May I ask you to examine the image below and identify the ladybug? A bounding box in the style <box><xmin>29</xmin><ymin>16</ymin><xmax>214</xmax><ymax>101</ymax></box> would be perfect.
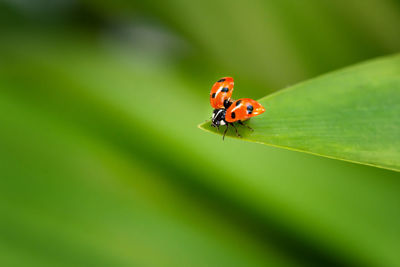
<box><xmin>210</xmin><ymin>77</ymin><xmax>265</xmax><ymax>139</ymax></box>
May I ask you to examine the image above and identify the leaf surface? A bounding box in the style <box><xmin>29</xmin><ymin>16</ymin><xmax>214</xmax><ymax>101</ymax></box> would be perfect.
<box><xmin>200</xmin><ymin>55</ymin><xmax>400</xmax><ymax>171</ymax></box>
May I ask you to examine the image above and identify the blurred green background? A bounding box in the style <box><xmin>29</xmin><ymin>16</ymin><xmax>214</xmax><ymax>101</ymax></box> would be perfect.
<box><xmin>1</xmin><ymin>1</ymin><xmax>400</xmax><ymax>266</ymax></box>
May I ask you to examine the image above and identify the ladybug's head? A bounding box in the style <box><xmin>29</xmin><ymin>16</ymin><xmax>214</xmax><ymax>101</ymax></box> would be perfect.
<box><xmin>211</xmin><ymin>109</ymin><xmax>227</xmax><ymax>128</ymax></box>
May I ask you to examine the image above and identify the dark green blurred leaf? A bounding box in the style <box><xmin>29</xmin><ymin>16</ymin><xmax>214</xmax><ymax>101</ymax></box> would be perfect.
<box><xmin>83</xmin><ymin>0</ymin><xmax>400</xmax><ymax>93</ymax></box>
<box><xmin>200</xmin><ymin>55</ymin><xmax>400</xmax><ymax>171</ymax></box>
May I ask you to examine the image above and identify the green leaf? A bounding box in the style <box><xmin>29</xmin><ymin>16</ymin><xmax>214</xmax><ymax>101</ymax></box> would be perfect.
<box><xmin>200</xmin><ymin>54</ymin><xmax>400</xmax><ymax>172</ymax></box>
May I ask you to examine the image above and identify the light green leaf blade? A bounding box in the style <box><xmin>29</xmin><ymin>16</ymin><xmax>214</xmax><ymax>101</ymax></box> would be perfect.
<box><xmin>200</xmin><ymin>55</ymin><xmax>400</xmax><ymax>171</ymax></box>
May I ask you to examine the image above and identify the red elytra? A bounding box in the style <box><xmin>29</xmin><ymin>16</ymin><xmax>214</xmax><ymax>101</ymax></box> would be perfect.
<box><xmin>209</xmin><ymin>77</ymin><xmax>234</xmax><ymax>109</ymax></box>
<box><xmin>225</xmin><ymin>98</ymin><xmax>265</xmax><ymax>123</ymax></box>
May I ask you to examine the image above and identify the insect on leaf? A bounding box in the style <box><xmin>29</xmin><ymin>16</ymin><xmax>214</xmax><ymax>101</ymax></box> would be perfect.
<box><xmin>199</xmin><ymin>54</ymin><xmax>400</xmax><ymax>172</ymax></box>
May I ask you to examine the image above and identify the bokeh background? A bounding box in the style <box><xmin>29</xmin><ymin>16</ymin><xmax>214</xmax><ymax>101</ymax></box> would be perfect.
<box><xmin>1</xmin><ymin>1</ymin><xmax>400</xmax><ymax>266</ymax></box>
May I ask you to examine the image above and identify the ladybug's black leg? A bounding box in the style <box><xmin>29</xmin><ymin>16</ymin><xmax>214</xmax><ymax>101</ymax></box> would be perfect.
<box><xmin>231</xmin><ymin>123</ymin><xmax>241</xmax><ymax>138</ymax></box>
<box><xmin>238</xmin><ymin>120</ymin><xmax>254</xmax><ymax>131</ymax></box>
<box><xmin>222</xmin><ymin>124</ymin><xmax>229</xmax><ymax>140</ymax></box>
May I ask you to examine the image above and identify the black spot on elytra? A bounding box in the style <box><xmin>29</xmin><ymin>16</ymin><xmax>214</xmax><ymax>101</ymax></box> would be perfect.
<box><xmin>221</xmin><ymin>87</ymin><xmax>229</xmax><ymax>92</ymax></box>
<box><xmin>236</xmin><ymin>100</ymin><xmax>242</xmax><ymax>106</ymax></box>
<box><xmin>247</xmin><ymin>105</ymin><xmax>253</xmax><ymax>114</ymax></box>
<box><xmin>231</xmin><ymin>112</ymin><xmax>236</xmax><ymax>119</ymax></box>
<box><xmin>212</xmin><ymin>93</ymin><xmax>216</xmax><ymax>98</ymax></box>
<box><xmin>218</xmin><ymin>78</ymin><xmax>226</xmax><ymax>82</ymax></box>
